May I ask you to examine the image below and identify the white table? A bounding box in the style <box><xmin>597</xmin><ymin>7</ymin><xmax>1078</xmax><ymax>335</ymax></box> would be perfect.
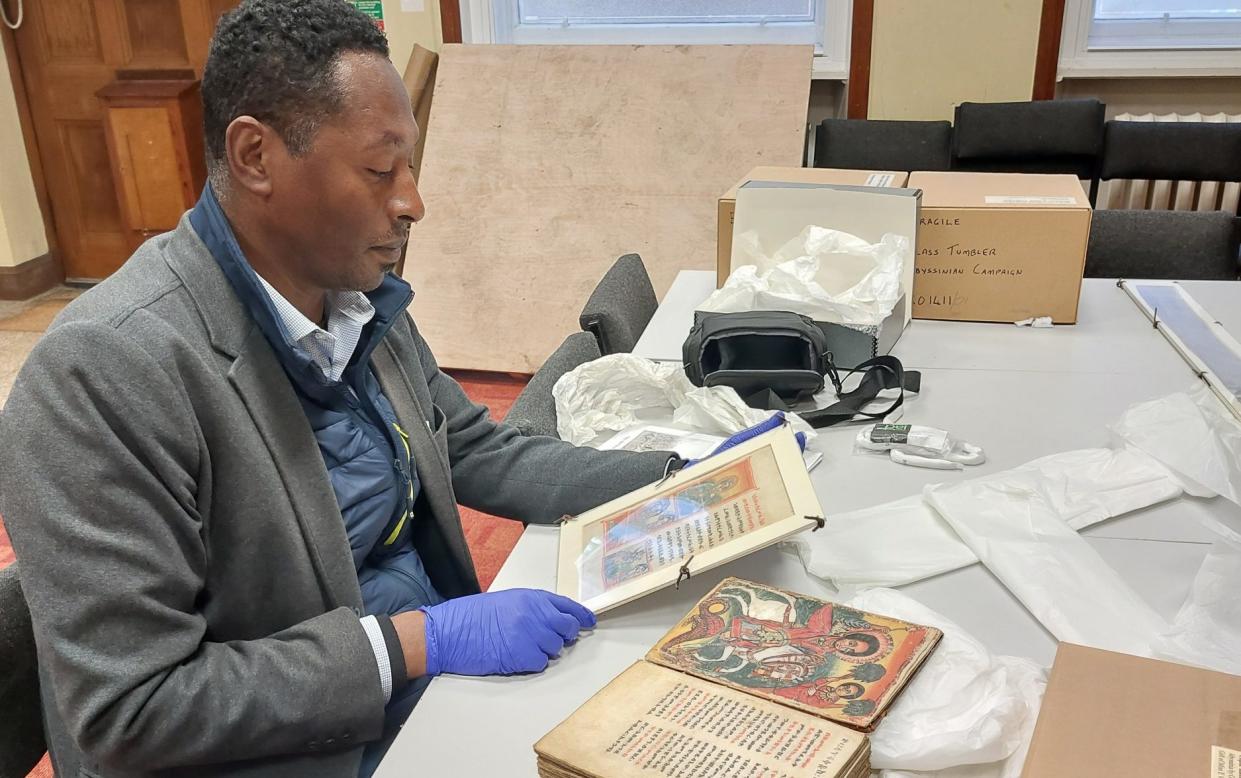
<box><xmin>377</xmin><ymin>275</ymin><xmax>1241</xmax><ymax>778</ymax></box>
<box><xmin>633</xmin><ymin>272</ymin><xmax>1241</xmax><ymax>375</ymax></box>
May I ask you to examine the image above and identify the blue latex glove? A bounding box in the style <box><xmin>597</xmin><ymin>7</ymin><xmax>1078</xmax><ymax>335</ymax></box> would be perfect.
<box><xmin>684</xmin><ymin>412</ymin><xmax>806</xmax><ymax>467</ymax></box>
<box><xmin>420</xmin><ymin>588</ymin><xmax>596</xmax><ymax>676</ymax></box>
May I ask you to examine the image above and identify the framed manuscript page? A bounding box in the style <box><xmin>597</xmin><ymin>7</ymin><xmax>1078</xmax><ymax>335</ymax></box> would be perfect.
<box><xmin>556</xmin><ymin>427</ymin><xmax>822</xmax><ymax>614</ymax></box>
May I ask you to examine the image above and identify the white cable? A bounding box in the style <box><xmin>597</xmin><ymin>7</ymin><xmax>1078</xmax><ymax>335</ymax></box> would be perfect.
<box><xmin>855</xmin><ymin>423</ymin><xmax>987</xmax><ymax>470</ymax></box>
<box><xmin>1</xmin><ymin>0</ymin><xmax>23</xmax><ymax>30</ymax></box>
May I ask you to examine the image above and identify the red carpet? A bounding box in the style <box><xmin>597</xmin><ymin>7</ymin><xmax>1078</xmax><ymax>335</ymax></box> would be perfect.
<box><xmin>443</xmin><ymin>368</ymin><xmax>530</xmax><ymax>590</ymax></box>
<box><xmin>0</xmin><ymin>514</ymin><xmax>13</xmax><ymax>569</ymax></box>
<box><xmin>0</xmin><ymin>370</ymin><xmax>527</xmax><ymax>777</ymax></box>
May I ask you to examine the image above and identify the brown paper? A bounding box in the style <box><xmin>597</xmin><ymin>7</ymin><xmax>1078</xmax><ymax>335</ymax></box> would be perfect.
<box><xmin>1022</xmin><ymin>644</ymin><xmax>1241</xmax><ymax>778</ymax></box>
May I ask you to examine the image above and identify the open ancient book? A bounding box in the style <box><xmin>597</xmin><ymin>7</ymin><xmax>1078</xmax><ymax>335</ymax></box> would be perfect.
<box><xmin>557</xmin><ymin>427</ymin><xmax>822</xmax><ymax>614</ymax></box>
<box><xmin>535</xmin><ymin>578</ymin><xmax>942</xmax><ymax>778</ymax></box>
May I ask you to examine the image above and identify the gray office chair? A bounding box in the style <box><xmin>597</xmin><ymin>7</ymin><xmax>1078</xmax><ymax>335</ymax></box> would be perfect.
<box><xmin>1085</xmin><ymin>210</ymin><xmax>1240</xmax><ymax>280</ymax></box>
<box><xmin>578</xmin><ymin>254</ymin><xmax>658</xmax><ymax>355</ymax></box>
<box><xmin>505</xmin><ymin>332</ymin><xmax>602</xmax><ymax>438</ymax></box>
<box><xmin>1</xmin><ymin>563</ymin><xmax>46</xmax><ymax>778</ymax></box>
<box><xmin>1100</xmin><ymin>119</ymin><xmax>1241</xmax><ymax>189</ymax></box>
<box><xmin>952</xmin><ymin>98</ymin><xmax>1106</xmax><ymax>203</ymax></box>
<box><xmin>814</xmin><ymin>118</ymin><xmax>953</xmax><ymax>172</ymax></box>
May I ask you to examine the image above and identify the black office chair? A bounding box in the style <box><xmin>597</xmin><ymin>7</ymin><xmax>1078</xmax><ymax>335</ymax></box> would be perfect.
<box><xmin>578</xmin><ymin>254</ymin><xmax>658</xmax><ymax>356</ymax></box>
<box><xmin>505</xmin><ymin>332</ymin><xmax>602</xmax><ymax>438</ymax></box>
<box><xmin>951</xmin><ymin>98</ymin><xmax>1106</xmax><ymax>203</ymax></box>
<box><xmin>1100</xmin><ymin>120</ymin><xmax>1241</xmax><ymax>197</ymax></box>
<box><xmin>1</xmin><ymin>563</ymin><xmax>46</xmax><ymax>778</ymax></box>
<box><xmin>1085</xmin><ymin>210</ymin><xmax>1240</xmax><ymax>280</ymax></box>
<box><xmin>813</xmin><ymin>118</ymin><xmax>953</xmax><ymax>172</ymax></box>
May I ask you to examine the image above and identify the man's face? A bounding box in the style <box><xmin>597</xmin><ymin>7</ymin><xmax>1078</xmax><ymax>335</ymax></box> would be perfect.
<box><xmin>836</xmin><ymin>682</ymin><xmax>865</xmax><ymax>699</ymax></box>
<box><xmin>265</xmin><ymin>51</ymin><xmax>424</xmax><ymax>293</ymax></box>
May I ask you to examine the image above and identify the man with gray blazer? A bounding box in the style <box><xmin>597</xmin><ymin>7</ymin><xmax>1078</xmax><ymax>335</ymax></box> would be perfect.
<box><xmin>0</xmin><ymin>1</ymin><xmax>789</xmax><ymax>775</ymax></box>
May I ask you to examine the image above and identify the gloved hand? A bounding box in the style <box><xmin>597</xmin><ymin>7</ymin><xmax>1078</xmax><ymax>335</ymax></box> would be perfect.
<box><xmin>420</xmin><ymin>588</ymin><xmax>596</xmax><ymax>676</ymax></box>
<box><xmin>684</xmin><ymin>412</ymin><xmax>806</xmax><ymax>467</ymax></box>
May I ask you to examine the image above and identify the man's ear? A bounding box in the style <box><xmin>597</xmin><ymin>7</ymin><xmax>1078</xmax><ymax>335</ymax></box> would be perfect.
<box><xmin>224</xmin><ymin>116</ymin><xmax>281</xmax><ymax>197</ymax></box>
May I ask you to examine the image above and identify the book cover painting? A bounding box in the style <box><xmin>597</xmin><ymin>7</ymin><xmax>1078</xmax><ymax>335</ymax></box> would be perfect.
<box><xmin>589</xmin><ymin>448</ymin><xmax>790</xmax><ymax>593</ymax></box>
<box><xmin>647</xmin><ymin>578</ymin><xmax>942</xmax><ymax>731</ymax></box>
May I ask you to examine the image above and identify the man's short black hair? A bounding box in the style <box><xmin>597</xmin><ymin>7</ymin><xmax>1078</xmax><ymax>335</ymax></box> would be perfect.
<box><xmin>202</xmin><ymin>0</ymin><xmax>389</xmax><ymax>186</ymax></box>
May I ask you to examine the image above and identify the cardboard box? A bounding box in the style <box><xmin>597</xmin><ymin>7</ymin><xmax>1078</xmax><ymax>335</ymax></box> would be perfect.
<box><xmin>908</xmin><ymin>172</ymin><xmax>1092</xmax><ymax>324</ymax></box>
<box><xmin>718</xmin><ymin>166</ymin><xmax>908</xmax><ymax>287</ymax></box>
<box><xmin>1022</xmin><ymin>643</ymin><xmax>1241</xmax><ymax>778</ymax></box>
<box><xmin>710</xmin><ymin>180</ymin><xmax>920</xmax><ymax>367</ymax></box>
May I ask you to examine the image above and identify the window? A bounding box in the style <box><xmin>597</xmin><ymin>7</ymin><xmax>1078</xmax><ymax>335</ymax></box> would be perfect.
<box><xmin>1090</xmin><ymin>0</ymin><xmax>1241</xmax><ymax>48</ymax></box>
<box><xmin>461</xmin><ymin>0</ymin><xmax>851</xmax><ymax>77</ymax></box>
<box><xmin>1060</xmin><ymin>0</ymin><xmax>1241</xmax><ymax>76</ymax></box>
<box><xmin>514</xmin><ymin>1</ymin><xmax>817</xmax><ymax>27</ymax></box>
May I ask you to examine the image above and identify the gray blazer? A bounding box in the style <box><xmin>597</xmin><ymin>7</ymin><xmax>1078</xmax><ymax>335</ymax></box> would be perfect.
<box><xmin>0</xmin><ymin>216</ymin><xmax>670</xmax><ymax>778</ymax></box>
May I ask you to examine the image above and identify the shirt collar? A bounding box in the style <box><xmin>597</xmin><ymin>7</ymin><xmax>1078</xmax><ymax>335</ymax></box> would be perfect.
<box><xmin>254</xmin><ymin>275</ymin><xmax>376</xmax><ymax>344</ymax></box>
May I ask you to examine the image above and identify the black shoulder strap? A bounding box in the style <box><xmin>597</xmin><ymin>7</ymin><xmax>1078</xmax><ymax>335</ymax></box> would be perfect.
<box><xmin>743</xmin><ymin>355</ymin><xmax>921</xmax><ymax>429</ymax></box>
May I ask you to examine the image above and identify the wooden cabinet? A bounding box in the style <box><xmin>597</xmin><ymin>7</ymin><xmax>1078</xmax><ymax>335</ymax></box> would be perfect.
<box><xmin>97</xmin><ymin>74</ymin><xmax>207</xmax><ymax>252</ymax></box>
<box><xmin>6</xmin><ymin>0</ymin><xmax>238</xmax><ymax>281</ymax></box>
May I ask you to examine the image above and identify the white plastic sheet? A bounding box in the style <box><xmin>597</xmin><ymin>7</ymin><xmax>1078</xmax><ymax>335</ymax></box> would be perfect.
<box><xmin>848</xmin><ymin>589</ymin><xmax>1046</xmax><ymax>777</ymax></box>
<box><xmin>1111</xmin><ymin>383</ymin><xmax>1241</xmax><ymax>504</ymax></box>
<box><xmin>790</xmin><ymin>448</ymin><xmax>1183</xmax><ymax>590</ymax></box>
<box><xmin>552</xmin><ymin>354</ymin><xmax>817</xmax><ymax>446</ymax></box>
<box><xmin>700</xmin><ymin>226</ymin><xmax>907</xmax><ymax>326</ymax></box>
<box><xmin>1151</xmin><ymin>517</ymin><xmax>1241</xmax><ymax>676</ymax></box>
<box><xmin>789</xmin><ymin>495</ymin><xmax>975</xmax><ymax>590</ymax></box>
<box><xmin>925</xmin><ymin>474</ymin><xmax>1170</xmax><ymax>657</ymax></box>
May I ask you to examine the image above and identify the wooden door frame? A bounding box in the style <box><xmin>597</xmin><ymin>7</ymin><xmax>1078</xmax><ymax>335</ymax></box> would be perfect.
<box><xmin>0</xmin><ymin>22</ymin><xmax>65</xmax><ymax>296</ymax></box>
<box><xmin>1033</xmin><ymin>0</ymin><xmax>1067</xmax><ymax>99</ymax></box>
<box><xmin>440</xmin><ymin>0</ymin><xmax>462</xmax><ymax>43</ymax></box>
<box><xmin>846</xmin><ymin>0</ymin><xmax>874</xmax><ymax>119</ymax></box>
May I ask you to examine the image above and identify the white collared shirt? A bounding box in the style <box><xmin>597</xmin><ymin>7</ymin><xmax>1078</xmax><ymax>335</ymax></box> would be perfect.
<box><xmin>256</xmin><ymin>276</ymin><xmax>376</xmax><ymax>383</ymax></box>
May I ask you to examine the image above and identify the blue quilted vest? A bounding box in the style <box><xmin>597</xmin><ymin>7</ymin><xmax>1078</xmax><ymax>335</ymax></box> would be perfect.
<box><xmin>189</xmin><ymin>189</ymin><xmax>445</xmax><ymax>623</ymax></box>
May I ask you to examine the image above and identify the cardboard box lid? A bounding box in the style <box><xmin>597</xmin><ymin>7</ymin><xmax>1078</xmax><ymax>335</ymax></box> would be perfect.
<box><xmin>1021</xmin><ymin>643</ymin><xmax>1241</xmax><ymax>778</ymax></box>
<box><xmin>722</xmin><ymin>166</ymin><xmax>908</xmax><ymax>202</ymax></box>
<box><xmin>909</xmin><ymin>171</ymin><xmax>1089</xmax><ymax>210</ymax></box>
<box><xmin>732</xmin><ymin>181</ymin><xmax>920</xmax><ymax>327</ymax></box>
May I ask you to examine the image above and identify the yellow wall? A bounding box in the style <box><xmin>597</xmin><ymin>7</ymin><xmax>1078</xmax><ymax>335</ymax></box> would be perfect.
<box><xmin>0</xmin><ymin>37</ymin><xmax>48</xmax><ymax>268</ymax></box>
<box><xmin>382</xmin><ymin>0</ymin><xmax>443</xmax><ymax>70</ymax></box>
<box><xmin>867</xmin><ymin>0</ymin><xmax>1044</xmax><ymax>121</ymax></box>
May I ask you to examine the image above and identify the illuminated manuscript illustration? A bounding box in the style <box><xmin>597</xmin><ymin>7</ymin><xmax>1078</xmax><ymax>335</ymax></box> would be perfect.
<box><xmin>588</xmin><ymin>449</ymin><xmax>790</xmax><ymax>592</ymax></box>
<box><xmin>590</xmin><ymin>454</ymin><xmax>774</xmax><ymax>588</ymax></box>
<box><xmin>647</xmin><ymin>578</ymin><xmax>942</xmax><ymax>731</ymax></box>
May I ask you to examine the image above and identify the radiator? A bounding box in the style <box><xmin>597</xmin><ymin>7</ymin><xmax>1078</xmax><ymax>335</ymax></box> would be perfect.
<box><xmin>1099</xmin><ymin>112</ymin><xmax>1241</xmax><ymax>213</ymax></box>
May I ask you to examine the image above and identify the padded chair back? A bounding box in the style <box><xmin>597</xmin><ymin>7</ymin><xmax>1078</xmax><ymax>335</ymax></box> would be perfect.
<box><xmin>1100</xmin><ymin>120</ymin><xmax>1241</xmax><ymax>183</ymax></box>
<box><xmin>505</xmin><ymin>332</ymin><xmax>602</xmax><ymax>438</ymax></box>
<box><xmin>578</xmin><ymin>254</ymin><xmax>658</xmax><ymax>355</ymax></box>
<box><xmin>1085</xmin><ymin>210</ymin><xmax>1241</xmax><ymax>280</ymax></box>
<box><xmin>814</xmin><ymin>118</ymin><xmax>953</xmax><ymax>172</ymax></box>
<box><xmin>0</xmin><ymin>563</ymin><xmax>46</xmax><ymax>778</ymax></box>
<box><xmin>952</xmin><ymin>99</ymin><xmax>1105</xmax><ymax>199</ymax></box>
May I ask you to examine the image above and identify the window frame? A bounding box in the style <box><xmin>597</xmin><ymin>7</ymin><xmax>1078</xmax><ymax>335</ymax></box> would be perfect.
<box><xmin>1060</xmin><ymin>0</ymin><xmax>1241</xmax><ymax>77</ymax></box>
<box><xmin>460</xmin><ymin>0</ymin><xmax>852</xmax><ymax>79</ymax></box>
